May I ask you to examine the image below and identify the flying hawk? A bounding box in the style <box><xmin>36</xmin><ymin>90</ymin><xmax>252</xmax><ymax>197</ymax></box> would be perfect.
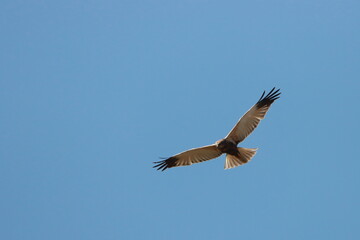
<box><xmin>153</xmin><ymin>87</ymin><xmax>281</xmax><ymax>171</ymax></box>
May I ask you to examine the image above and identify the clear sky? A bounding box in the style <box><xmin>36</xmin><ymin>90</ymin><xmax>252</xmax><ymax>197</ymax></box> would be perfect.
<box><xmin>1</xmin><ymin>0</ymin><xmax>360</xmax><ymax>239</ymax></box>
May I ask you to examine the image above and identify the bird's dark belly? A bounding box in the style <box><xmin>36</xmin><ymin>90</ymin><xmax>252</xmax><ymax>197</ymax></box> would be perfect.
<box><xmin>217</xmin><ymin>140</ymin><xmax>239</xmax><ymax>155</ymax></box>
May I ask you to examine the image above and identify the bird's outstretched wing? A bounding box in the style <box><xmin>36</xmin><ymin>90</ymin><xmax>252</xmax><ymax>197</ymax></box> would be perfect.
<box><xmin>153</xmin><ymin>145</ymin><xmax>222</xmax><ymax>171</ymax></box>
<box><xmin>225</xmin><ymin>87</ymin><xmax>281</xmax><ymax>144</ymax></box>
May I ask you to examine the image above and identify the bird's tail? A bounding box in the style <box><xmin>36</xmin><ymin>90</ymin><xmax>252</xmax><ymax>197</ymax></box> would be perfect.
<box><xmin>224</xmin><ymin>147</ymin><xmax>258</xmax><ymax>169</ymax></box>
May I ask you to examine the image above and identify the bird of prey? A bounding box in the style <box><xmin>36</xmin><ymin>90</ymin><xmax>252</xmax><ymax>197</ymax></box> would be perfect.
<box><xmin>153</xmin><ymin>87</ymin><xmax>281</xmax><ymax>171</ymax></box>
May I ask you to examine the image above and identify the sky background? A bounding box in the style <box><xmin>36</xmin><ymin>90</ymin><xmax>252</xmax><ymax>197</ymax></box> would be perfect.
<box><xmin>1</xmin><ymin>0</ymin><xmax>360</xmax><ymax>239</ymax></box>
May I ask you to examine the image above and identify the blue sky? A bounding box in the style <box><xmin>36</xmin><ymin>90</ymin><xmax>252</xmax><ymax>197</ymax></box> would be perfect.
<box><xmin>1</xmin><ymin>0</ymin><xmax>360</xmax><ymax>239</ymax></box>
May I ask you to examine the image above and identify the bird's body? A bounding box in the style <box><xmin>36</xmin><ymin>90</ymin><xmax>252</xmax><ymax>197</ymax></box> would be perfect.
<box><xmin>215</xmin><ymin>139</ymin><xmax>238</xmax><ymax>155</ymax></box>
<box><xmin>153</xmin><ymin>87</ymin><xmax>281</xmax><ymax>171</ymax></box>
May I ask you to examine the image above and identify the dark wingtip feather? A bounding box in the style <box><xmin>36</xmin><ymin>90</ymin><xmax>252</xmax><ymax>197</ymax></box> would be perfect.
<box><xmin>153</xmin><ymin>157</ymin><xmax>178</xmax><ymax>171</ymax></box>
<box><xmin>257</xmin><ymin>90</ymin><xmax>266</xmax><ymax>102</ymax></box>
<box><xmin>257</xmin><ymin>87</ymin><xmax>281</xmax><ymax>108</ymax></box>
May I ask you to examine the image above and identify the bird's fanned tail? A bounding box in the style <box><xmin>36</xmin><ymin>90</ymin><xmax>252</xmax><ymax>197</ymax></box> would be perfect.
<box><xmin>224</xmin><ymin>147</ymin><xmax>258</xmax><ymax>169</ymax></box>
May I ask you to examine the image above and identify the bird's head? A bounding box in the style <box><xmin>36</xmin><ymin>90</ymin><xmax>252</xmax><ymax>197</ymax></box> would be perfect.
<box><xmin>215</xmin><ymin>139</ymin><xmax>226</xmax><ymax>148</ymax></box>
